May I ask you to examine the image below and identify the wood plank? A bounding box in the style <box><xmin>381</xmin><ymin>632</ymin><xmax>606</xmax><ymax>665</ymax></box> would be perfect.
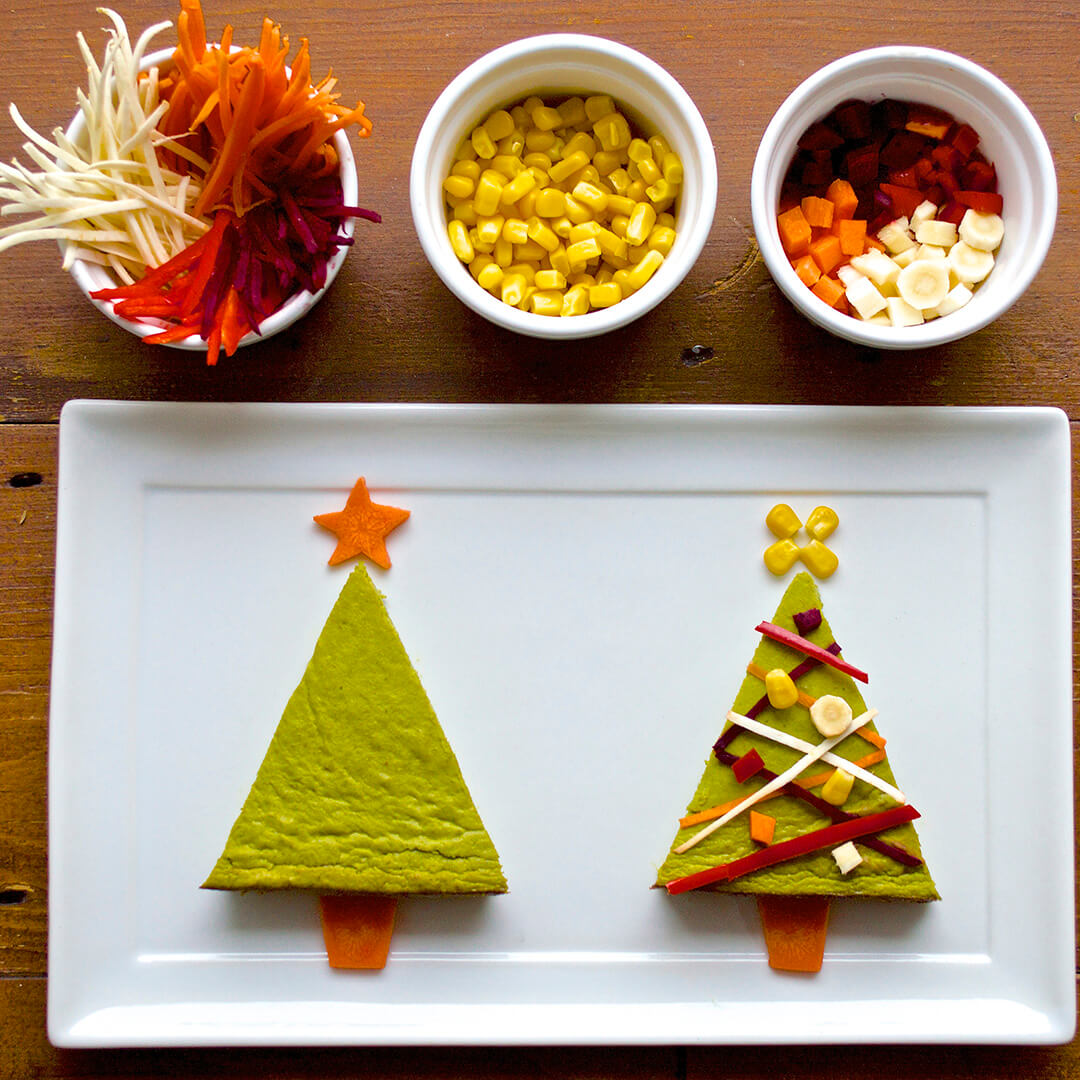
<box><xmin>0</xmin><ymin>0</ymin><xmax>1076</xmax><ymax>419</ymax></box>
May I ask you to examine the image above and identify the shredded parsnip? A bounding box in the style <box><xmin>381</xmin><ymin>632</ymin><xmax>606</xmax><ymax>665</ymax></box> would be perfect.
<box><xmin>0</xmin><ymin>8</ymin><xmax>208</xmax><ymax>279</ymax></box>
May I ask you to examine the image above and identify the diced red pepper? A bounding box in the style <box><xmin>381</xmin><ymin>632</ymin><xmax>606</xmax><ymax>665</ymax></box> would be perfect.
<box><xmin>732</xmin><ymin>748</ymin><xmax>765</xmax><ymax>784</ymax></box>
<box><xmin>927</xmin><ymin>169</ymin><xmax>959</xmax><ymax>197</ymax></box>
<box><xmin>936</xmin><ymin>200</ymin><xmax>968</xmax><ymax>226</ymax></box>
<box><xmin>913</xmin><ymin>156</ymin><xmax>935</xmax><ymax>181</ymax></box>
<box><xmin>949</xmin><ymin>123</ymin><xmax>980</xmax><ymax>159</ymax></box>
<box><xmin>887</xmin><ymin>166</ymin><xmax>919</xmax><ymax>189</ymax></box>
<box><xmin>931</xmin><ymin>143</ymin><xmax>964</xmax><ymax>174</ymax></box>
<box><xmin>878</xmin><ymin>182</ymin><xmax>925</xmax><ymax>220</ymax></box>
<box><xmin>955</xmin><ymin>189</ymin><xmax>1004</xmax><ymax>214</ymax></box>
<box><xmin>961</xmin><ymin>160</ymin><xmax>997</xmax><ymax>192</ymax></box>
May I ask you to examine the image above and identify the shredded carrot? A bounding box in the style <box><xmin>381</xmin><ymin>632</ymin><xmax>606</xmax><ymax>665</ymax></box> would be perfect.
<box><xmin>756</xmin><ymin>896</ymin><xmax>831</xmax><ymax>972</ymax></box>
<box><xmin>319</xmin><ymin>895</ymin><xmax>398</xmax><ymax>969</ymax></box>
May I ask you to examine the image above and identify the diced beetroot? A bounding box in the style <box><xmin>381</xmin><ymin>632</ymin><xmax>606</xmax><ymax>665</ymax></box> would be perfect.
<box><xmin>874</xmin><ymin>98</ymin><xmax>909</xmax><ymax>130</ymax></box>
<box><xmin>844</xmin><ymin>144</ymin><xmax>879</xmax><ymax>188</ymax></box>
<box><xmin>936</xmin><ymin>201</ymin><xmax>968</xmax><ymax>226</ymax></box>
<box><xmin>949</xmin><ymin>123</ymin><xmax>980</xmax><ymax>159</ymax></box>
<box><xmin>905</xmin><ymin>105</ymin><xmax>954</xmax><ymax>140</ymax></box>
<box><xmin>879</xmin><ymin>131</ymin><xmax>927</xmax><ymax>170</ymax></box>
<box><xmin>869</xmin><ymin>209</ymin><xmax>895</xmax><ymax>233</ymax></box>
<box><xmin>879</xmin><ymin>182</ymin><xmax>925</xmax><ymax>219</ymax></box>
<box><xmin>888</xmin><ymin>166</ymin><xmax>919</xmax><ymax>189</ymax></box>
<box><xmin>931</xmin><ymin>144</ymin><xmax>964</xmax><ymax>174</ymax></box>
<box><xmin>833</xmin><ymin>99</ymin><xmax>872</xmax><ymax>139</ymax></box>
<box><xmin>801</xmin><ymin>158</ymin><xmax>834</xmax><ymax>187</ymax></box>
<box><xmin>797</xmin><ymin>121</ymin><xmax>844</xmax><ymax>151</ymax></box>
<box><xmin>778</xmin><ymin>184</ymin><xmax>803</xmax><ymax>213</ymax></box>
<box><xmin>956</xmin><ymin>189</ymin><xmax>1004</xmax><ymax>214</ymax></box>
<box><xmin>961</xmin><ymin>160</ymin><xmax>997</xmax><ymax>192</ymax></box>
<box><xmin>792</xmin><ymin>607</ymin><xmax>823</xmax><ymax>635</ymax></box>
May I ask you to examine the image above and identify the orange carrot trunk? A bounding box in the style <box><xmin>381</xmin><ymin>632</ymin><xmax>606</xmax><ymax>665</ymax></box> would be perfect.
<box><xmin>756</xmin><ymin>895</ymin><xmax>831</xmax><ymax>972</ymax></box>
<box><xmin>319</xmin><ymin>894</ymin><xmax>398</xmax><ymax>970</ymax></box>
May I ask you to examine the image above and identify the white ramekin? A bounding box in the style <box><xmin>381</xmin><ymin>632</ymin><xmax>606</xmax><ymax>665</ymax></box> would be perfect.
<box><xmin>751</xmin><ymin>47</ymin><xmax>1057</xmax><ymax>350</ymax></box>
<box><xmin>410</xmin><ymin>34</ymin><xmax>717</xmax><ymax>340</ymax></box>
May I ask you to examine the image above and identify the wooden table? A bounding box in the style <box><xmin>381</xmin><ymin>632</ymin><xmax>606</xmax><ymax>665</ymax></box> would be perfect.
<box><xmin>1</xmin><ymin>0</ymin><xmax>1076</xmax><ymax>1075</ymax></box>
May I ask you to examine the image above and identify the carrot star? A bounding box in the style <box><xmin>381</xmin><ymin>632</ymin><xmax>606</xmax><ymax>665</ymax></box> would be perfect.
<box><xmin>313</xmin><ymin>478</ymin><xmax>410</xmax><ymax>569</ymax></box>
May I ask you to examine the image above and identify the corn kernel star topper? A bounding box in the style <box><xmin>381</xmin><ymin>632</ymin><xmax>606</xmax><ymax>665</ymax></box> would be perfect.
<box><xmin>314</xmin><ymin>477</ymin><xmax>410</xmax><ymax>569</ymax></box>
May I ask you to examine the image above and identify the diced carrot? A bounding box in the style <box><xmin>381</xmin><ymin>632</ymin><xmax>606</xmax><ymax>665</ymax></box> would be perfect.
<box><xmin>319</xmin><ymin>895</ymin><xmax>398</xmax><ymax>969</ymax></box>
<box><xmin>756</xmin><ymin>896</ymin><xmax>831</xmax><ymax>973</ymax></box>
<box><xmin>835</xmin><ymin>218</ymin><xmax>866</xmax><ymax>256</ymax></box>
<box><xmin>863</xmin><ymin>235</ymin><xmax>886</xmax><ymax>253</ymax></box>
<box><xmin>824</xmin><ymin>178</ymin><xmax>858</xmax><ymax>220</ymax></box>
<box><xmin>749</xmin><ymin>811</ymin><xmax>776</xmax><ymax>845</ymax></box>
<box><xmin>808</xmin><ymin>233</ymin><xmax>842</xmax><ymax>275</ymax></box>
<box><xmin>777</xmin><ymin>206</ymin><xmax>812</xmax><ymax>256</ymax></box>
<box><xmin>790</xmin><ymin>254</ymin><xmax>821</xmax><ymax>287</ymax></box>
<box><xmin>811</xmin><ymin>274</ymin><xmax>845</xmax><ymax>309</ymax></box>
<box><xmin>800</xmin><ymin>195</ymin><xmax>834</xmax><ymax>229</ymax></box>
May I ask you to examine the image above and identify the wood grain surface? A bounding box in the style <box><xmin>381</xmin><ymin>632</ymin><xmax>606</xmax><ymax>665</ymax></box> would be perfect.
<box><xmin>0</xmin><ymin>0</ymin><xmax>1076</xmax><ymax>1074</ymax></box>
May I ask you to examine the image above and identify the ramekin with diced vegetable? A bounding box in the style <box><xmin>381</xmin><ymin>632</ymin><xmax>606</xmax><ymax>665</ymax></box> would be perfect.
<box><xmin>751</xmin><ymin>46</ymin><xmax>1056</xmax><ymax>350</ymax></box>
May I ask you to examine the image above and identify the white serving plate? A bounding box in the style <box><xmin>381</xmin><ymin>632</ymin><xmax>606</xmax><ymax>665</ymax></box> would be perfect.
<box><xmin>47</xmin><ymin>402</ymin><xmax>1074</xmax><ymax>1047</ymax></box>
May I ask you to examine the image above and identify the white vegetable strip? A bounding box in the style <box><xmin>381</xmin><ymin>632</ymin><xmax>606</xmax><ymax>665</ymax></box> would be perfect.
<box><xmin>673</xmin><ymin>709</ymin><xmax>879</xmax><ymax>854</ymax></box>
<box><xmin>723</xmin><ymin>710</ymin><xmax>905</xmax><ymax>804</ymax></box>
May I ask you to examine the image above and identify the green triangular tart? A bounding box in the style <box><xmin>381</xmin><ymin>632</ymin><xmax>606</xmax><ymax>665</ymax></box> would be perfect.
<box><xmin>203</xmin><ymin>564</ymin><xmax>507</xmax><ymax>895</ymax></box>
<box><xmin>655</xmin><ymin>572</ymin><xmax>938</xmax><ymax>901</ymax></box>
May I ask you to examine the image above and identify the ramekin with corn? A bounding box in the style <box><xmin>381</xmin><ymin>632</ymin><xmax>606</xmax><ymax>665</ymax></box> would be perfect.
<box><xmin>411</xmin><ymin>34</ymin><xmax>716</xmax><ymax>339</ymax></box>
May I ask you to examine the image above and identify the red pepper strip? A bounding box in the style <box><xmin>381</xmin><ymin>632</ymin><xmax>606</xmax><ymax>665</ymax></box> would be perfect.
<box><xmin>665</xmin><ymin>805</ymin><xmax>920</xmax><ymax>894</ymax></box>
<box><xmin>142</xmin><ymin>318</ymin><xmax>202</xmax><ymax>345</ymax></box>
<box><xmin>219</xmin><ymin>287</ymin><xmax>246</xmax><ymax>356</ymax></box>
<box><xmin>89</xmin><ymin>232</ymin><xmax>212</xmax><ymax>300</ymax></box>
<box><xmin>114</xmin><ymin>299</ymin><xmax>183</xmax><ymax>318</ymax></box>
<box><xmin>754</xmin><ymin>622</ymin><xmax>868</xmax><ymax>683</ymax></box>
<box><xmin>179</xmin><ymin>211</ymin><xmax>231</xmax><ymax>317</ymax></box>
<box><xmin>205</xmin><ymin>322</ymin><xmax>222</xmax><ymax>367</ymax></box>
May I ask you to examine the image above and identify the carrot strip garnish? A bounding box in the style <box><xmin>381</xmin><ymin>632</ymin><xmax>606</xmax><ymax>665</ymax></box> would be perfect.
<box><xmin>665</xmin><ymin>805</ymin><xmax>920</xmax><ymax>894</ymax></box>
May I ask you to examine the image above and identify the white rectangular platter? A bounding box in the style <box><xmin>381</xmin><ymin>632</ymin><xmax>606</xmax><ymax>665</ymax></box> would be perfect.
<box><xmin>48</xmin><ymin>401</ymin><xmax>1074</xmax><ymax>1047</ymax></box>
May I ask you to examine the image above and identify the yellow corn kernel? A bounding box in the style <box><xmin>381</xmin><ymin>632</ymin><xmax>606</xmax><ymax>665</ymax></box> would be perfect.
<box><xmin>510</xmin><ymin>105</ymin><xmax>530</xmax><ymax>128</ymax></box>
<box><xmin>799</xmin><ymin>539</ymin><xmax>839</xmax><ymax>579</ymax></box>
<box><xmin>500</xmin><ymin>170</ymin><xmax>537</xmax><ymax>206</ymax></box>
<box><xmin>575</xmin><ymin>164</ymin><xmax>601</xmax><ymax>188</ymax></box>
<box><xmin>468</xmin><ymin>227</ymin><xmax>492</xmax><ymax>254</ymax></box>
<box><xmin>588</xmin><ymin>281</ymin><xmax>622</xmax><ymax>308</ymax></box>
<box><xmin>628</xmin><ymin>138</ymin><xmax>651</xmax><ymax>163</ymax></box>
<box><xmin>765</xmin><ymin>668</ymin><xmax>799</xmax><ymax>709</ymax></box>
<box><xmin>523</xmin><ymin>152</ymin><xmax>554</xmax><ymax>173</ymax></box>
<box><xmin>625</xmin><ymin>202</ymin><xmax>657</xmax><ymax>246</ymax></box>
<box><xmin>621</xmin><ymin>248</ymin><xmax>663</xmax><ymax>290</ymax></box>
<box><xmin>585</xmin><ymin>94</ymin><xmax>616</xmax><ymax>122</ymax></box>
<box><xmin>568</xmin><ymin>221</ymin><xmax>603</xmax><ymax>244</ymax></box>
<box><xmin>563</xmin><ymin>131</ymin><xmax>598</xmax><ymax>159</ymax></box>
<box><xmin>765</xmin><ymin>504</ymin><xmax>801</xmax><ymax>540</ymax></box>
<box><xmin>548</xmin><ymin>149</ymin><xmax>591</xmax><ymax>184</ymax></box>
<box><xmin>593</xmin><ymin>149</ymin><xmax>623</xmax><ymax>176</ymax></box>
<box><xmin>454</xmin><ymin>138</ymin><xmax>477</xmax><ymax>162</ymax></box>
<box><xmin>468</xmin><ymin>253</ymin><xmax>494</xmax><ymax>280</ymax></box>
<box><xmin>626</xmin><ymin>179</ymin><xmax>648</xmax><ymax>202</ymax></box>
<box><xmin>608</xmin><ymin>168</ymin><xmax>632</xmax><ymax>196</ymax></box>
<box><xmin>502</xmin><ymin>217</ymin><xmax>529</xmax><ymax>245</ymax></box>
<box><xmin>525</xmin><ymin>127</ymin><xmax>557</xmax><ymax>153</ymax></box>
<box><xmin>595</xmin><ymin>266</ymin><xmax>614</xmax><ymax>285</ymax></box>
<box><xmin>557</xmin><ymin>96</ymin><xmax>588</xmax><ymax>127</ymax></box>
<box><xmin>488</xmin><ymin>154</ymin><xmax>523</xmax><ymax>180</ymax></box>
<box><xmin>517</xmin><ymin>285</ymin><xmax>535</xmax><ymax>310</ymax></box>
<box><xmin>470</xmin><ymin>126</ymin><xmax>497</xmax><ymax>159</ymax></box>
<box><xmin>657</xmin><ymin>211</ymin><xmax>676</xmax><ymax>229</ymax></box>
<box><xmin>527</xmin><ymin>166</ymin><xmax>550</xmax><ymax>190</ymax></box>
<box><xmin>596</xmin><ymin>227</ymin><xmax>628</xmax><ymax>261</ymax></box>
<box><xmin>593</xmin><ymin>112</ymin><xmax>632</xmax><ymax>151</ymax></box>
<box><xmin>526</xmin><ymin>217</ymin><xmax>560</xmax><ymax>252</ymax></box>
<box><xmin>636</xmin><ymin>155</ymin><xmax>662</xmax><ymax>186</ymax></box>
<box><xmin>626</xmin><ymin>243</ymin><xmax>647</xmax><ymax>265</ymax></box>
<box><xmin>451</xmin><ymin>159</ymin><xmax>481</xmax><ymax>181</ymax></box>
<box><xmin>662</xmin><ymin>152</ymin><xmax>684</xmax><ymax>185</ymax></box>
<box><xmin>647</xmin><ymin>225</ymin><xmax>676</xmax><ymax>255</ymax></box>
<box><xmin>513</xmin><ymin>239</ymin><xmax>548</xmax><ymax>262</ymax></box>
<box><xmin>534</xmin><ymin>187</ymin><xmax>566</xmax><ymax>218</ymax></box>
<box><xmin>506</xmin><ymin>262</ymin><xmax>536</xmax><ymax>286</ymax></box>
<box><xmin>567</xmin><ymin>271</ymin><xmax>596</xmax><ymax>287</ymax></box>
<box><xmin>763</xmin><ymin>537</ymin><xmax>800</xmax><ymax>575</ymax></box>
<box><xmin>515</xmin><ymin>188</ymin><xmax>539</xmax><ymax>219</ymax></box>
<box><xmin>497</xmin><ymin>131</ymin><xmax>526</xmax><ymax>157</ymax></box>
<box><xmin>566</xmin><ymin>237</ymin><xmax>602</xmax><ymax>272</ymax></box>
<box><xmin>447</xmin><ymin>219</ymin><xmax>474</xmax><ymax>263</ymax></box>
<box><xmin>572</xmin><ymin>181</ymin><xmax>609</xmax><ymax>215</ymax></box>
<box><xmin>473</xmin><ymin>174</ymin><xmax>504</xmax><ymax>217</ymax></box>
<box><xmin>476</xmin><ymin>214</ymin><xmax>505</xmax><ymax>246</ymax></box>
<box><xmin>646</xmin><ymin>178</ymin><xmax>674</xmax><ymax>204</ymax></box>
<box><xmin>500</xmin><ymin>273</ymin><xmax>528</xmax><ymax>307</ymax></box>
<box><xmin>612</xmin><ymin>268</ymin><xmax>636</xmax><ymax>296</ymax></box>
<box><xmin>561</xmin><ymin>284</ymin><xmax>590</xmax><ymax>316</ymax></box>
<box><xmin>806</xmin><ymin>505</ymin><xmax>839</xmax><ymax>541</ymax></box>
<box><xmin>609</xmin><ymin>214</ymin><xmax>629</xmax><ymax>238</ymax></box>
<box><xmin>452</xmin><ymin>202</ymin><xmax>477</xmax><ymax>226</ymax></box>
<box><xmin>821</xmin><ymin>768</ymin><xmax>855</xmax><ymax>807</ymax></box>
<box><xmin>493</xmin><ymin>235</ymin><xmax>513</xmax><ymax>268</ymax></box>
<box><xmin>551</xmin><ymin>215</ymin><xmax>573</xmax><ymax>239</ymax></box>
<box><xmin>476</xmin><ymin>262</ymin><xmax>504</xmax><ymax>292</ymax></box>
<box><xmin>562</xmin><ymin>193</ymin><xmax>593</xmax><ymax>225</ymax></box>
<box><xmin>547</xmin><ymin>136</ymin><xmax>566</xmax><ymax>161</ymax></box>
<box><xmin>549</xmin><ymin>245</ymin><xmax>571</xmax><ymax>277</ymax></box>
<box><xmin>649</xmin><ymin>134</ymin><xmax>672</xmax><ymax>160</ymax></box>
<box><xmin>605</xmin><ymin>194</ymin><xmax>636</xmax><ymax>218</ymax></box>
<box><xmin>534</xmin><ymin>269</ymin><xmax>567</xmax><ymax>290</ymax></box>
<box><xmin>483</xmin><ymin>109</ymin><xmax>515</xmax><ymax>141</ymax></box>
<box><xmin>529</xmin><ymin>289</ymin><xmax>563</xmax><ymax>316</ymax></box>
<box><xmin>444</xmin><ymin>192</ymin><xmax>465</xmax><ymax>209</ymax></box>
<box><xmin>443</xmin><ymin>174</ymin><xmax>475</xmax><ymax>200</ymax></box>
<box><xmin>531</xmin><ymin>105</ymin><xmax>563</xmax><ymax>132</ymax></box>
